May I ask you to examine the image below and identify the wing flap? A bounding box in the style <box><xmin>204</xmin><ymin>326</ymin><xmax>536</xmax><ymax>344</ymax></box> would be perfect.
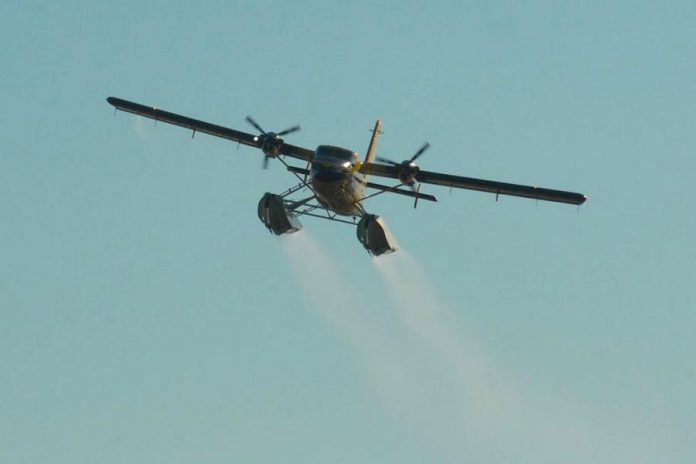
<box><xmin>366</xmin><ymin>181</ymin><xmax>437</xmax><ymax>202</ymax></box>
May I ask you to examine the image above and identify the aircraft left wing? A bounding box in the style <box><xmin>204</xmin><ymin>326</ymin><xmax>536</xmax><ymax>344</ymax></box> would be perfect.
<box><xmin>360</xmin><ymin>162</ymin><xmax>587</xmax><ymax>205</ymax></box>
<box><xmin>106</xmin><ymin>97</ymin><xmax>314</xmax><ymax>162</ymax></box>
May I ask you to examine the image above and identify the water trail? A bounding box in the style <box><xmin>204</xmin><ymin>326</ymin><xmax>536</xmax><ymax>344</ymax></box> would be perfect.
<box><xmin>280</xmin><ymin>233</ymin><xmax>492</xmax><ymax>456</ymax></box>
<box><xmin>372</xmin><ymin>251</ymin><xmax>662</xmax><ymax>463</ymax></box>
<box><xmin>134</xmin><ymin>116</ymin><xmax>152</xmax><ymax>140</ymax></box>
<box><xmin>373</xmin><ymin>252</ymin><xmax>510</xmax><ymax>409</ymax></box>
<box><xmin>280</xmin><ymin>235</ymin><xmax>662</xmax><ymax>462</ymax></box>
<box><xmin>279</xmin><ymin>232</ymin><xmax>424</xmax><ymax>411</ymax></box>
<box><xmin>373</xmin><ymin>252</ymin><xmax>519</xmax><ymax>455</ymax></box>
<box><xmin>280</xmin><ymin>232</ymin><xmax>375</xmax><ymax>336</ymax></box>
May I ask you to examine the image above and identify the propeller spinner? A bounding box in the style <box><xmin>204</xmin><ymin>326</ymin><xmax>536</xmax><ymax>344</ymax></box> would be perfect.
<box><xmin>246</xmin><ymin>116</ymin><xmax>301</xmax><ymax>169</ymax></box>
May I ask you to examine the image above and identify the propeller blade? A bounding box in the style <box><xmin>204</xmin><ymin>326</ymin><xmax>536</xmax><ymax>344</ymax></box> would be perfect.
<box><xmin>375</xmin><ymin>156</ymin><xmax>399</xmax><ymax>165</ymax></box>
<box><xmin>413</xmin><ymin>183</ymin><xmax>422</xmax><ymax>209</ymax></box>
<box><xmin>410</xmin><ymin>142</ymin><xmax>430</xmax><ymax>163</ymax></box>
<box><xmin>277</xmin><ymin>125</ymin><xmax>301</xmax><ymax>137</ymax></box>
<box><xmin>246</xmin><ymin>116</ymin><xmax>265</xmax><ymax>134</ymax></box>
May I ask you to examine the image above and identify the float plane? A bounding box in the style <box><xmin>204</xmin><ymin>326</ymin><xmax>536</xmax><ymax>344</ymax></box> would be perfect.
<box><xmin>107</xmin><ymin>97</ymin><xmax>586</xmax><ymax>256</ymax></box>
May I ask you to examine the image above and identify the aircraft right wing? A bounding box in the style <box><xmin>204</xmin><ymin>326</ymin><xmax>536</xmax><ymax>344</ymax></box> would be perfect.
<box><xmin>360</xmin><ymin>162</ymin><xmax>587</xmax><ymax>205</ymax></box>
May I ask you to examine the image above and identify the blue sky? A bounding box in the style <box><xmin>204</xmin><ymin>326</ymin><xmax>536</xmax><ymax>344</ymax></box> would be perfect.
<box><xmin>2</xmin><ymin>1</ymin><xmax>695</xmax><ymax>462</ymax></box>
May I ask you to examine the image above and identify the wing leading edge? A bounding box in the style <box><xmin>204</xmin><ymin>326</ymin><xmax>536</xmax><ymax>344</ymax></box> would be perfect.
<box><xmin>106</xmin><ymin>97</ymin><xmax>314</xmax><ymax>162</ymax></box>
<box><xmin>360</xmin><ymin>162</ymin><xmax>586</xmax><ymax>205</ymax></box>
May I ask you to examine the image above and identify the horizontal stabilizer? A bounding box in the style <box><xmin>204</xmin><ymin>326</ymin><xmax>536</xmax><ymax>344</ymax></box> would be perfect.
<box><xmin>366</xmin><ymin>181</ymin><xmax>437</xmax><ymax>202</ymax></box>
<box><xmin>287</xmin><ymin>165</ymin><xmax>310</xmax><ymax>176</ymax></box>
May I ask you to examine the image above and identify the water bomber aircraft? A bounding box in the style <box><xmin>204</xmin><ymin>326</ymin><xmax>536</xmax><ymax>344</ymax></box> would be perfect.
<box><xmin>107</xmin><ymin>97</ymin><xmax>587</xmax><ymax>256</ymax></box>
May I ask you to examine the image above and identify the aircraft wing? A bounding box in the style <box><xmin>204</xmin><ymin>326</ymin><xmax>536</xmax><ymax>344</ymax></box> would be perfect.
<box><xmin>106</xmin><ymin>97</ymin><xmax>314</xmax><ymax>162</ymax></box>
<box><xmin>360</xmin><ymin>162</ymin><xmax>587</xmax><ymax>205</ymax></box>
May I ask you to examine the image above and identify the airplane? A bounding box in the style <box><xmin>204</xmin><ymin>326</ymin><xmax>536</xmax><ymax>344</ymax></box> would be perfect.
<box><xmin>106</xmin><ymin>97</ymin><xmax>587</xmax><ymax>256</ymax></box>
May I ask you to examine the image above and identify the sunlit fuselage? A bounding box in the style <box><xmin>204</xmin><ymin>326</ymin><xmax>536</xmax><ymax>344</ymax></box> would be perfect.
<box><xmin>310</xmin><ymin>145</ymin><xmax>366</xmax><ymax>215</ymax></box>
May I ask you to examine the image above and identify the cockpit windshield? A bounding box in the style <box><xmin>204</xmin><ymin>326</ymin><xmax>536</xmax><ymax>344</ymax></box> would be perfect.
<box><xmin>314</xmin><ymin>145</ymin><xmax>356</xmax><ymax>162</ymax></box>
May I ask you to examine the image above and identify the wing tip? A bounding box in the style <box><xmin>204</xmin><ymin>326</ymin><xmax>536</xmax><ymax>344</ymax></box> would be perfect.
<box><xmin>106</xmin><ymin>96</ymin><xmax>132</xmax><ymax>108</ymax></box>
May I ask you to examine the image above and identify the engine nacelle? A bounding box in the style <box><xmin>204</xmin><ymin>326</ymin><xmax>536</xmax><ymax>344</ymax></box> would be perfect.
<box><xmin>356</xmin><ymin>214</ymin><xmax>399</xmax><ymax>256</ymax></box>
<box><xmin>397</xmin><ymin>163</ymin><xmax>419</xmax><ymax>186</ymax></box>
<box><xmin>258</xmin><ymin>193</ymin><xmax>302</xmax><ymax>235</ymax></box>
<box><xmin>259</xmin><ymin>133</ymin><xmax>283</xmax><ymax>158</ymax></box>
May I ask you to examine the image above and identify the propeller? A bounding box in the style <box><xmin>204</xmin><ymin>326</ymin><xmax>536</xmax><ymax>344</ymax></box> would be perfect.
<box><xmin>375</xmin><ymin>142</ymin><xmax>431</xmax><ymax>209</ymax></box>
<box><xmin>375</xmin><ymin>142</ymin><xmax>430</xmax><ymax>189</ymax></box>
<box><xmin>245</xmin><ymin>116</ymin><xmax>301</xmax><ymax>169</ymax></box>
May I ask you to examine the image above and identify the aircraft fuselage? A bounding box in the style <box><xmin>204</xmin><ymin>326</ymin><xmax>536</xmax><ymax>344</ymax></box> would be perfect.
<box><xmin>310</xmin><ymin>145</ymin><xmax>366</xmax><ymax>215</ymax></box>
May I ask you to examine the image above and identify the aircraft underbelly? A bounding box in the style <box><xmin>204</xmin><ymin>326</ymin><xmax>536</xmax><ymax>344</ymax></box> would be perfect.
<box><xmin>311</xmin><ymin>171</ymin><xmax>361</xmax><ymax>215</ymax></box>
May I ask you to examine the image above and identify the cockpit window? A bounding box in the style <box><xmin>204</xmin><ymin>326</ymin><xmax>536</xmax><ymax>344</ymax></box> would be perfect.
<box><xmin>315</xmin><ymin>145</ymin><xmax>356</xmax><ymax>161</ymax></box>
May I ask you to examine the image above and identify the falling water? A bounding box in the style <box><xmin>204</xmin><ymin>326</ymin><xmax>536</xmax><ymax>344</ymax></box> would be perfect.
<box><xmin>279</xmin><ymin>234</ymin><xmax>659</xmax><ymax>462</ymax></box>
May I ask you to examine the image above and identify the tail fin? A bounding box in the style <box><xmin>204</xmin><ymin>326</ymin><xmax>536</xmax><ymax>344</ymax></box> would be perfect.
<box><xmin>364</xmin><ymin>119</ymin><xmax>382</xmax><ymax>164</ymax></box>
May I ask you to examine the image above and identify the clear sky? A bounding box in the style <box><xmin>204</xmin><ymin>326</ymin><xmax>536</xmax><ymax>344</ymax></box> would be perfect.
<box><xmin>2</xmin><ymin>1</ymin><xmax>695</xmax><ymax>462</ymax></box>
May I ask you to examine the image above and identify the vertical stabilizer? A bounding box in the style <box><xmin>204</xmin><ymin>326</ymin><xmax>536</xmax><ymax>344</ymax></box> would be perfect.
<box><xmin>364</xmin><ymin>119</ymin><xmax>382</xmax><ymax>164</ymax></box>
